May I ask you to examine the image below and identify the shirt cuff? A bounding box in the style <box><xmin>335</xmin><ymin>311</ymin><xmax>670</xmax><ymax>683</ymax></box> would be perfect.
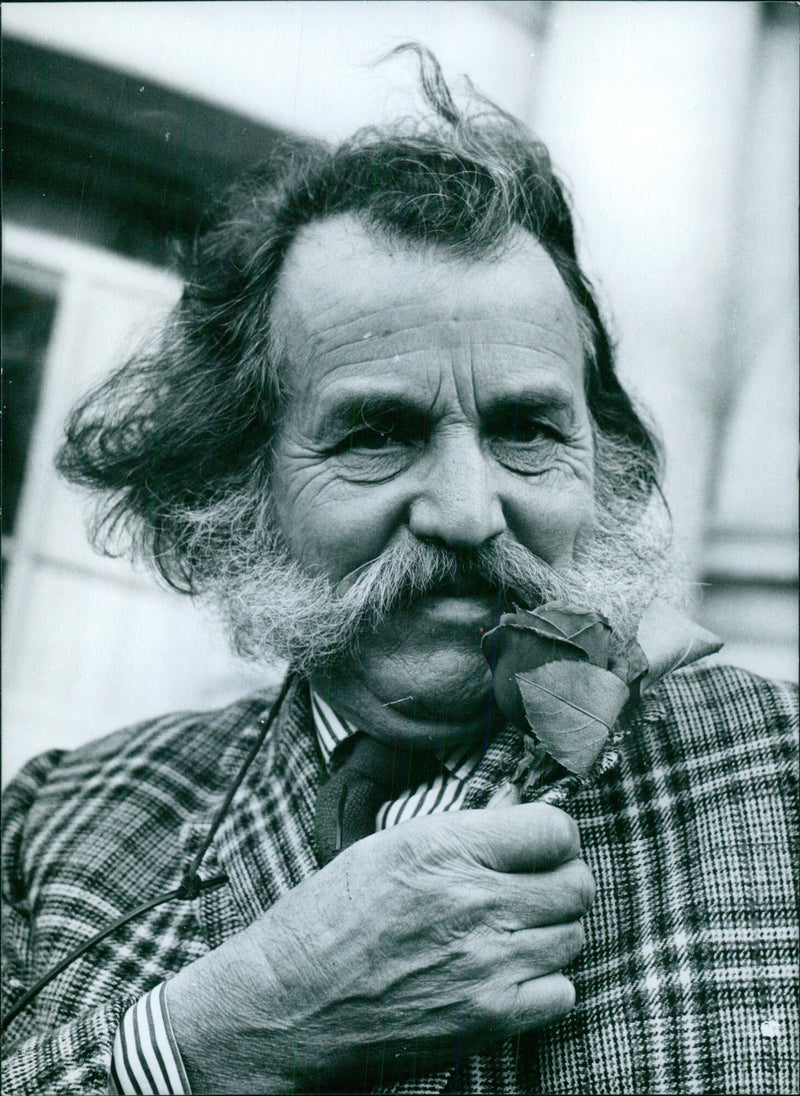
<box><xmin>109</xmin><ymin>983</ymin><xmax>191</xmax><ymax>1095</ymax></box>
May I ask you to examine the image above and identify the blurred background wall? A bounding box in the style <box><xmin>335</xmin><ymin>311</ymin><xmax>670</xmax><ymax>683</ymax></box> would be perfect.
<box><xmin>3</xmin><ymin>1</ymin><xmax>797</xmax><ymax>781</ymax></box>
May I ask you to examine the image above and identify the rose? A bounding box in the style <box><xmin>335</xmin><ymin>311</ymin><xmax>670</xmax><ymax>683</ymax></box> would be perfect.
<box><xmin>482</xmin><ymin>605</ymin><xmax>617</xmax><ymax>726</ymax></box>
<box><xmin>482</xmin><ymin>600</ymin><xmax>721</xmax><ymax>781</ymax></box>
<box><xmin>481</xmin><ymin>604</ymin><xmax>632</xmax><ymax>779</ymax></box>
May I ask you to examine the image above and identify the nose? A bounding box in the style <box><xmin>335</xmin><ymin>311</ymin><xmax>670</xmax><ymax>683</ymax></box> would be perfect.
<box><xmin>408</xmin><ymin>428</ymin><xmax>506</xmax><ymax>549</ymax></box>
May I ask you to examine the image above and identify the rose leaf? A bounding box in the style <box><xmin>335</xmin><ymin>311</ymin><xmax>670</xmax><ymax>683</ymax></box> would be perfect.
<box><xmin>636</xmin><ymin>601</ymin><xmax>723</xmax><ymax>692</ymax></box>
<box><xmin>515</xmin><ymin>661</ymin><xmax>630</xmax><ymax>777</ymax></box>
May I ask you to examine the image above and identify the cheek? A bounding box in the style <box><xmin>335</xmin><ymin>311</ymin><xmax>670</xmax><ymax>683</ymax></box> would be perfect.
<box><xmin>508</xmin><ymin>480</ymin><xmax>596</xmax><ymax>568</ymax></box>
<box><xmin>274</xmin><ymin>471</ymin><xmax>408</xmax><ymax>582</ymax></box>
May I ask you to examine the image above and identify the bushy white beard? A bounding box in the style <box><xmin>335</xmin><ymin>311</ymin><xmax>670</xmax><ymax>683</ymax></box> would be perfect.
<box><xmin>205</xmin><ymin>445</ymin><xmax>685</xmax><ymax>675</ymax></box>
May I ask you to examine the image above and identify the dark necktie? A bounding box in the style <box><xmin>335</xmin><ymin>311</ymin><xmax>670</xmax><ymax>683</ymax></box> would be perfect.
<box><xmin>315</xmin><ymin>732</ymin><xmax>441</xmax><ymax>866</ymax></box>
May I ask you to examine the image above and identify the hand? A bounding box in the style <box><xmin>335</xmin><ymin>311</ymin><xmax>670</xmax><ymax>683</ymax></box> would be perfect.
<box><xmin>166</xmin><ymin>803</ymin><xmax>595</xmax><ymax>1094</ymax></box>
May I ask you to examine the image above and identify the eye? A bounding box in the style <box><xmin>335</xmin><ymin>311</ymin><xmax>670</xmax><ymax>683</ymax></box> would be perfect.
<box><xmin>486</xmin><ymin>403</ymin><xmax>566</xmax><ymax>475</ymax></box>
<box><xmin>341</xmin><ymin>410</ymin><xmax>401</xmax><ymax>452</ymax></box>
<box><xmin>345</xmin><ymin>424</ymin><xmax>397</xmax><ymax>450</ymax></box>
<box><xmin>336</xmin><ymin>407</ymin><xmax>426</xmax><ymax>454</ymax></box>
<box><xmin>488</xmin><ymin>406</ymin><xmax>563</xmax><ymax>445</ymax></box>
<box><xmin>328</xmin><ymin>406</ymin><xmax>424</xmax><ymax>482</ymax></box>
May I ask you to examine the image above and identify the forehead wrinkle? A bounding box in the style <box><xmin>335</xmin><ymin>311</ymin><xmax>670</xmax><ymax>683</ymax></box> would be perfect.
<box><xmin>281</xmin><ymin>327</ymin><xmax>586</xmax><ymax>430</ymax></box>
<box><xmin>289</xmin><ymin>316</ymin><xmax>583</xmax><ymax>379</ymax></box>
<box><xmin>272</xmin><ymin>215</ymin><xmax>587</xmax><ymax>404</ymax></box>
<box><xmin>274</xmin><ymin>241</ymin><xmax>582</xmax><ymax>346</ymax></box>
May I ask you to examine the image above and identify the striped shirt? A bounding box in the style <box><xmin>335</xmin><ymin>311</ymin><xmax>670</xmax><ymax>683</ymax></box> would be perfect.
<box><xmin>109</xmin><ymin>690</ymin><xmax>486</xmax><ymax>1094</ymax></box>
<box><xmin>311</xmin><ymin>690</ymin><xmax>486</xmax><ymax>827</ymax></box>
<box><xmin>108</xmin><ymin>984</ymin><xmax>189</xmax><ymax>1095</ymax></box>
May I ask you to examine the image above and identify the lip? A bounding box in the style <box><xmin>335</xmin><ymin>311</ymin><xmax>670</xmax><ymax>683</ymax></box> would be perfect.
<box><xmin>417</xmin><ymin>593</ymin><xmax>502</xmax><ymax>627</ymax></box>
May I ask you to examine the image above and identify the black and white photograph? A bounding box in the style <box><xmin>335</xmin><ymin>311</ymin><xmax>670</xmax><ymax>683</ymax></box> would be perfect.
<box><xmin>2</xmin><ymin>3</ymin><xmax>798</xmax><ymax>1094</ymax></box>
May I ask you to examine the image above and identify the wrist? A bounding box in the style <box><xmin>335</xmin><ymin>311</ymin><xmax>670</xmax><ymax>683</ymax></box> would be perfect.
<box><xmin>165</xmin><ymin>942</ymin><xmax>296</xmax><ymax>1095</ymax></box>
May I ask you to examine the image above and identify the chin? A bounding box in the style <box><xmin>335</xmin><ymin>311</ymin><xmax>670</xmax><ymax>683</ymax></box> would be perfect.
<box><xmin>357</xmin><ymin>634</ymin><xmax>494</xmax><ymax>723</ymax></box>
<box><xmin>318</xmin><ymin>632</ymin><xmax>500</xmax><ymax>750</ymax></box>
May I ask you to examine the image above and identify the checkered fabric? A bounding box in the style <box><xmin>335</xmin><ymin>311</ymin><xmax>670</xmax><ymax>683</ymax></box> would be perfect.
<box><xmin>2</xmin><ymin>664</ymin><xmax>797</xmax><ymax>1095</ymax></box>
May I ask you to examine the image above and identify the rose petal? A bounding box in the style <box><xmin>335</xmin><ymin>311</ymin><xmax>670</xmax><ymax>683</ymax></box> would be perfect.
<box><xmin>484</xmin><ymin>623</ymin><xmax>583</xmax><ymax>726</ymax></box>
<box><xmin>528</xmin><ymin>605</ymin><xmax>613</xmax><ymax>667</ymax></box>
<box><xmin>515</xmin><ymin>661</ymin><xmax>630</xmax><ymax>777</ymax></box>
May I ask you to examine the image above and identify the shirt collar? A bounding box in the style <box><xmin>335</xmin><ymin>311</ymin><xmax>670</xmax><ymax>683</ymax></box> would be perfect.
<box><xmin>310</xmin><ymin>688</ymin><xmax>484</xmax><ymax>778</ymax></box>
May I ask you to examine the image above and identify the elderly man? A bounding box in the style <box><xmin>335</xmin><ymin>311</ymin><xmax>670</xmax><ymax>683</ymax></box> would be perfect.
<box><xmin>2</xmin><ymin>51</ymin><xmax>797</xmax><ymax>1096</ymax></box>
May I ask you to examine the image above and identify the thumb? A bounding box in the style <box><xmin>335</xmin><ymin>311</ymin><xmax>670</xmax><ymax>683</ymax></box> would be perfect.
<box><xmin>451</xmin><ymin>803</ymin><xmax>581</xmax><ymax>873</ymax></box>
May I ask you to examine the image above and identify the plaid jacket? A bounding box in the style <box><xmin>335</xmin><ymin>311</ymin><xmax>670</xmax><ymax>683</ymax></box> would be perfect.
<box><xmin>2</xmin><ymin>663</ymin><xmax>798</xmax><ymax>1095</ymax></box>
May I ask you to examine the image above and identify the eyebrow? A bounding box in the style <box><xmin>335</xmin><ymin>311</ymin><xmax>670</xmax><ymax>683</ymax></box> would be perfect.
<box><xmin>315</xmin><ymin>382</ymin><xmax>577</xmax><ymax>435</ymax></box>
<box><xmin>483</xmin><ymin>387</ymin><xmax>576</xmax><ymax>416</ymax></box>
<box><xmin>318</xmin><ymin>393</ymin><xmax>425</xmax><ymax>435</ymax></box>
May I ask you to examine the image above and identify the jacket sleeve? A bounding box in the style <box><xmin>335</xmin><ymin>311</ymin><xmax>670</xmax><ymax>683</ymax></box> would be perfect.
<box><xmin>2</xmin><ymin>753</ymin><xmax>138</xmax><ymax>1096</ymax></box>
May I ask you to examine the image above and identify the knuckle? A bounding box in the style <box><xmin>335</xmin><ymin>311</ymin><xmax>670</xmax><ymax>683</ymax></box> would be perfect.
<box><xmin>410</xmin><ymin>813</ymin><xmax>472</xmax><ymax>870</ymax></box>
<box><xmin>543</xmin><ymin>807</ymin><xmax>581</xmax><ymax>863</ymax></box>
<box><xmin>387</xmin><ymin>821</ymin><xmax>438</xmax><ymax>872</ymax></box>
<box><xmin>564</xmin><ymin>919</ymin><xmax>585</xmax><ymax>960</ymax></box>
<box><xmin>391</xmin><ymin>826</ymin><xmax>422</xmax><ymax>865</ymax></box>
<box><xmin>564</xmin><ymin>859</ymin><xmax>596</xmax><ymax>914</ymax></box>
<box><xmin>554</xmin><ymin>975</ymin><xmax>577</xmax><ymax>1016</ymax></box>
<box><xmin>472</xmin><ymin>984</ymin><xmax>507</xmax><ymax>1028</ymax></box>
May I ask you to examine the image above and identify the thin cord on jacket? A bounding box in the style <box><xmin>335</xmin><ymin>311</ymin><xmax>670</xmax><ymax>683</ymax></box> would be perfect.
<box><xmin>0</xmin><ymin>670</ymin><xmax>298</xmax><ymax>1033</ymax></box>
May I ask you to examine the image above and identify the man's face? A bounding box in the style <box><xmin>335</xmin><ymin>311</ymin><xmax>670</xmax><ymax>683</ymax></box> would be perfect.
<box><xmin>269</xmin><ymin>215</ymin><xmax>595</xmax><ymax>734</ymax></box>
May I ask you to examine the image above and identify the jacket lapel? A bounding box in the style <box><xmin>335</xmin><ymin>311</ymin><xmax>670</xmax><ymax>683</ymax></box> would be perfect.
<box><xmin>182</xmin><ymin>678</ymin><xmax>322</xmax><ymax>948</ymax></box>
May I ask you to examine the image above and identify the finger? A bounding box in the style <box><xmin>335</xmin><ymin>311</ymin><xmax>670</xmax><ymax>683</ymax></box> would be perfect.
<box><xmin>448</xmin><ymin>803</ymin><xmax>581</xmax><ymax>873</ymax></box>
<box><xmin>480</xmin><ymin>858</ymin><xmax>596</xmax><ymax>931</ymax></box>
<box><xmin>471</xmin><ymin>971</ymin><xmax>576</xmax><ymax>1042</ymax></box>
<box><xmin>502</xmin><ymin>920</ymin><xmax>586</xmax><ymax>980</ymax></box>
<box><xmin>465</xmin><ymin>921</ymin><xmax>585</xmax><ymax>985</ymax></box>
<box><xmin>509</xmin><ymin>972</ymin><xmax>577</xmax><ymax>1031</ymax></box>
